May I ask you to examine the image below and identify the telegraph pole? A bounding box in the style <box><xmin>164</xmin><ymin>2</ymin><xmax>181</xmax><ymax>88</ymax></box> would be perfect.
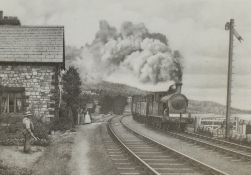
<box><xmin>225</xmin><ymin>19</ymin><xmax>243</xmax><ymax>139</ymax></box>
<box><xmin>225</xmin><ymin>19</ymin><xmax>234</xmax><ymax>139</ymax></box>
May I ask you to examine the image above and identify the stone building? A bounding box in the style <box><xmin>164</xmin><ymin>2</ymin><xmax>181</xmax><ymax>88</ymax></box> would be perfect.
<box><xmin>0</xmin><ymin>25</ymin><xmax>65</xmax><ymax>122</ymax></box>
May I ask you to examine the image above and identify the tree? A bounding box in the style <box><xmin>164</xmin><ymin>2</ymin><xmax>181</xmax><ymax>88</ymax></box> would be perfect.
<box><xmin>99</xmin><ymin>95</ymin><xmax>113</xmax><ymax>114</ymax></box>
<box><xmin>62</xmin><ymin>66</ymin><xmax>82</xmax><ymax>125</ymax></box>
<box><xmin>112</xmin><ymin>95</ymin><xmax>127</xmax><ymax>115</ymax></box>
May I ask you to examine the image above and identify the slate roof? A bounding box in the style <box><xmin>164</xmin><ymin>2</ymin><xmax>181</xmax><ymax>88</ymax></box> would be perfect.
<box><xmin>0</xmin><ymin>25</ymin><xmax>64</xmax><ymax>63</ymax></box>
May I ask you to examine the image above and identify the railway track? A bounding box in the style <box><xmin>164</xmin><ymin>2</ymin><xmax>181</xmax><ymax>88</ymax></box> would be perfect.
<box><xmin>185</xmin><ymin>131</ymin><xmax>251</xmax><ymax>152</ymax></box>
<box><xmin>101</xmin><ymin>123</ymin><xmax>146</xmax><ymax>175</ymax></box>
<box><xmin>161</xmin><ymin>129</ymin><xmax>251</xmax><ymax>161</ymax></box>
<box><xmin>108</xmin><ymin>115</ymin><xmax>228</xmax><ymax>175</ymax></box>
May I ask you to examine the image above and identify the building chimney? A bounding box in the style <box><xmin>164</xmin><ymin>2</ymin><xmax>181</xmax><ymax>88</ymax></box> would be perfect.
<box><xmin>0</xmin><ymin>11</ymin><xmax>3</xmax><ymax>20</ymax></box>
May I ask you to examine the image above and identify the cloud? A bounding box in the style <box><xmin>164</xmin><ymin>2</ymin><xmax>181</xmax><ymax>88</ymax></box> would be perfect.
<box><xmin>1</xmin><ymin>0</ymin><xmax>251</xmax><ymax>109</ymax></box>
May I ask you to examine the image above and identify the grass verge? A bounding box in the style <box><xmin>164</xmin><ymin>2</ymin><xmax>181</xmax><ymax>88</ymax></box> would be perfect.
<box><xmin>31</xmin><ymin>131</ymin><xmax>75</xmax><ymax>175</ymax></box>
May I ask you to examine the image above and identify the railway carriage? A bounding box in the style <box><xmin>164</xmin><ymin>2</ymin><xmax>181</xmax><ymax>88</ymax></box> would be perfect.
<box><xmin>131</xmin><ymin>82</ymin><xmax>192</xmax><ymax>132</ymax></box>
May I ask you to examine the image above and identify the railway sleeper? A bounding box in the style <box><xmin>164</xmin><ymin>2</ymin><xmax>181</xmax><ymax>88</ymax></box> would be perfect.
<box><xmin>166</xmin><ymin>131</ymin><xmax>251</xmax><ymax>161</ymax></box>
<box><xmin>120</xmin><ymin>117</ymin><xmax>229</xmax><ymax>175</ymax></box>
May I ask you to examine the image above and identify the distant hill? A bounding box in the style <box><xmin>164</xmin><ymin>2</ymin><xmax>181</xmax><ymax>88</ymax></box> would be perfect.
<box><xmin>81</xmin><ymin>81</ymin><xmax>251</xmax><ymax>115</ymax></box>
<box><xmin>82</xmin><ymin>81</ymin><xmax>147</xmax><ymax>96</ymax></box>
<box><xmin>188</xmin><ymin>99</ymin><xmax>251</xmax><ymax>115</ymax></box>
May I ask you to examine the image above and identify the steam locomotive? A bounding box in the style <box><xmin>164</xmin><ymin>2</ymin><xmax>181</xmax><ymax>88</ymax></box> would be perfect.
<box><xmin>131</xmin><ymin>82</ymin><xmax>192</xmax><ymax>132</ymax></box>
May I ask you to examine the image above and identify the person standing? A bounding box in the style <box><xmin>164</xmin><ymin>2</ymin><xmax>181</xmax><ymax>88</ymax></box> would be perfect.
<box><xmin>162</xmin><ymin>107</ymin><xmax>169</xmax><ymax>131</ymax></box>
<box><xmin>84</xmin><ymin>109</ymin><xmax>91</xmax><ymax>124</ymax></box>
<box><xmin>22</xmin><ymin>111</ymin><xmax>38</xmax><ymax>153</ymax></box>
<box><xmin>80</xmin><ymin>107</ymin><xmax>86</xmax><ymax>124</ymax></box>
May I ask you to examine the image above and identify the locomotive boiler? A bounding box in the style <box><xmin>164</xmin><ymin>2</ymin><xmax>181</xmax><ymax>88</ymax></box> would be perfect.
<box><xmin>131</xmin><ymin>82</ymin><xmax>192</xmax><ymax>132</ymax></box>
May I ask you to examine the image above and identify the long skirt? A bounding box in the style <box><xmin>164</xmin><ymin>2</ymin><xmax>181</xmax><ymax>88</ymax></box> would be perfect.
<box><xmin>84</xmin><ymin>114</ymin><xmax>91</xmax><ymax>124</ymax></box>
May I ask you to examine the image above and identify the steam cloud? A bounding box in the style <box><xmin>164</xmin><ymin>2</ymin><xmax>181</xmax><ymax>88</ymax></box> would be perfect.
<box><xmin>72</xmin><ymin>20</ymin><xmax>183</xmax><ymax>85</ymax></box>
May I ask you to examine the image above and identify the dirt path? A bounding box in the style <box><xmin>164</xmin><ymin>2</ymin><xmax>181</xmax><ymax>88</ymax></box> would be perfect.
<box><xmin>69</xmin><ymin>124</ymin><xmax>94</xmax><ymax>175</ymax></box>
<box><xmin>70</xmin><ymin>121</ymin><xmax>117</xmax><ymax>175</ymax></box>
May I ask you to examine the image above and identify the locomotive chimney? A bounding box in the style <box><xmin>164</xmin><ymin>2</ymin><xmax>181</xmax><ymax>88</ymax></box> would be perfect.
<box><xmin>175</xmin><ymin>82</ymin><xmax>182</xmax><ymax>94</ymax></box>
<box><xmin>0</xmin><ymin>11</ymin><xmax>3</xmax><ymax>20</ymax></box>
<box><xmin>0</xmin><ymin>11</ymin><xmax>21</xmax><ymax>25</ymax></box>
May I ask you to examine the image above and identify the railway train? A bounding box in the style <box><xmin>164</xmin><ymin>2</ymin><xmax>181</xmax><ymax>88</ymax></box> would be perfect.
<box><xmin>131</xmin><ymin>82</ymin><xmax>193</xmax><ymax>132</ymax></box>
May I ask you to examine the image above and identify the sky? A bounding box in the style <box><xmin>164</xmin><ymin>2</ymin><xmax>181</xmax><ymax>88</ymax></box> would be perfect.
<box><xmin>1</xmin><ymin>0</ymin><xmax>251</xmax><ymax>110</ymax></box>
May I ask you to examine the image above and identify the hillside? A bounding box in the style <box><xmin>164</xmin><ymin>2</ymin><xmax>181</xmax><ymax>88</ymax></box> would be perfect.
<box><xmin>81</xmin><ymin>81</ymin><xmax>251</xmax><ymax>114</ymax></box>
<box><xmin>82</xmin><ymin>81</ymin><xmax>148</xmax><ymax>96</ymax></box>
<box><xmin>188</xmin><ymin>100</ymin><xmax>251</xmax><ymax>115</ymax></box>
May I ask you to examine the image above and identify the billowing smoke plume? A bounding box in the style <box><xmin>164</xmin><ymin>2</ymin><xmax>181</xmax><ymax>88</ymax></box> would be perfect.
<box><xmin>72</xmin><ymin>20</ymin><xmax>183</xmax><ymax>86</ymax></box>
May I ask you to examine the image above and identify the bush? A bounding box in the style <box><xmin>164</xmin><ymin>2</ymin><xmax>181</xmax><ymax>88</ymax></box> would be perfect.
<box><xmin>32</xmin><ymin>138</ymin><xmax>50</xmax><ymax>147</ymax></box>
<box><xmin>50</xmin><ymin>105</ymin><xmax>73</xmax><ymax>131</ymax></box>
<box><xmin>32</xmin><ymin>117</ymin><xmax>50</xmax><ymax>140</ymax></box>
<box><xmin>0</xmin><ymin>115</ymin><xmax>24</xmax><ymax>146</ymax></box>
<box><xmin>30</xmin><ymin>117</ymin><xmax>50</xmax><ymax>146</ymax></box>
<box><xmin>0</xmin><ymin>114</ymin><xmax>50</xmax><ymax>146</ymax></box>
<box><xmin>51</xmin><ymin>119</ymin><xmax>72</xmax><ymax>131</ymax></box>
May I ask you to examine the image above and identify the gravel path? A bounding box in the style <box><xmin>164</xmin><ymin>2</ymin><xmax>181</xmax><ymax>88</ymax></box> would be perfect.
<box><xmin>70</xmin><ymin>116</ymin><xmax>117</xmax><ymax>175</ymax></box>
<box><xmin>69</xmin><ymin>124</ymin><xmax>93</xmax><ymax>175</ymax></box>
<box><xmin>123</xmin><ymin>115</ymin><xmax>251</xmax><ymax>175</ymax></box>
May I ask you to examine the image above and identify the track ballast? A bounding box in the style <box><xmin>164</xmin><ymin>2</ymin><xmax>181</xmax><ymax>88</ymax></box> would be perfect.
<box><xmin>108</xmin><ymin>115</ymin><xmax>228</xmax><ymax>175</ymax></box>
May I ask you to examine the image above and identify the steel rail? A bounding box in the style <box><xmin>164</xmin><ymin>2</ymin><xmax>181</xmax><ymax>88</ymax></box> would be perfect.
<box><xmin>185</xmin><ymin>131</ymin><xmax>251</xmax><ymax>152</ymax></box>
<box><xmin>120</xmin><ymin>116</ymin><xmax>229</xmax><ymax>175</ymax></box>
<box><xmin>107</xmin><ymin>117</ymin><xmax>161</xmax><ymax>175</ymax></box>
<box><xmin>165</xmin><ymin>130</ymin><xmax>251</xmax><ymax>161</ymax></box>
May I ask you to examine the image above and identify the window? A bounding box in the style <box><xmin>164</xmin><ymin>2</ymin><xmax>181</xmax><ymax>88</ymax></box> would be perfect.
<box><xmin>0</xmin><ymin>91</ymin><xmax>24</xmax><ymax>113</ymax></box>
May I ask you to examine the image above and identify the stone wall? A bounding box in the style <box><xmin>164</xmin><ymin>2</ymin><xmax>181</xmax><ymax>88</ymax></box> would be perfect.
<box><xmin>0</xmin><ymin>64</ymin><xmax>61</xmax><ymax>122</ymax></box>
